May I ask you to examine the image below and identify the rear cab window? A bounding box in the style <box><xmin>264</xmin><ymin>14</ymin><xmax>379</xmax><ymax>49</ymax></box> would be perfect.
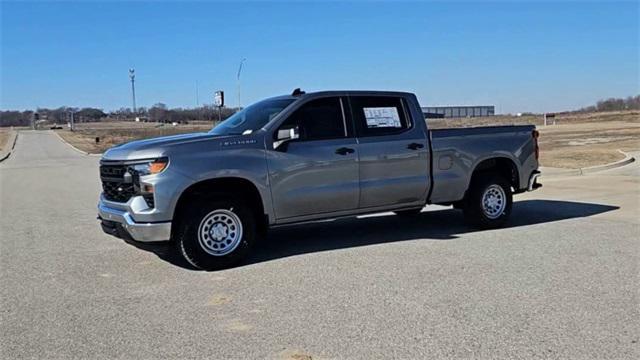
<box><xmin>349</xmin><ymin>96</ymin><xmax>412</xmax><ymax>137</ymax></box>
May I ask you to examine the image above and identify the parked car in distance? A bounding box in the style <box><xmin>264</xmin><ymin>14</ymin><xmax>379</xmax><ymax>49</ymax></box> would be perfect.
<box><xmin>98</xmin><ymin>89</ymin><xmax>541</xmax><ymax>270</ymax></box>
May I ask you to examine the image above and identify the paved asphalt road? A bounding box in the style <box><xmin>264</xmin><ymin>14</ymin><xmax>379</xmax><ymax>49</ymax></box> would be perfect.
<box><xmin>1</xmin><ymin>131</ymin><xmax>638</xmax><ymax>359</ymax></box>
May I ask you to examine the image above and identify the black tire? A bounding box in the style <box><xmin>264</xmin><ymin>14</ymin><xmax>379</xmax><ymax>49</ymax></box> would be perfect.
<box><xmin>463</xmin><ymin>174</ymin><xmax>512</xmax><ymax>229</ymax></box>
<box><xmin>394</xmin><ymin>209</ymin><xmax>422</xmax><ymax>217</ymax></box>
<box><xmin>175</xmin><ymin>198</ymin><xmax>258</xmax><ymax>270</ymax></box>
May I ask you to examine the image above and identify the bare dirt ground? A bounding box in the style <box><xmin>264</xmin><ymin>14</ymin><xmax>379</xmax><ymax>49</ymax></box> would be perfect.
<box><xmin>54</xmin><ymin>111</ymin><xmax>640</xmax><ymax>168</ymax></box>
<box><xmin>429</xmin><ymin>110</ymin><xmax>639</xmax><ymax>168</ymax></box>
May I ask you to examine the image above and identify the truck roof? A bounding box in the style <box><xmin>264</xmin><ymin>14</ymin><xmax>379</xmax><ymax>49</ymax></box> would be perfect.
<box><xmin>268</xmin><ymin>90</ymin><xmax>416</xmax><ymax>102</ymax></box>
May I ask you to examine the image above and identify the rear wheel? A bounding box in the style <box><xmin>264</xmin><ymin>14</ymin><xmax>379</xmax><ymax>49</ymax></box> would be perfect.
<box><xmin>175</xmin><ymin>198</ymin><xmax>257</xmax><ymax>270</ymax></box>
<box><xmin>463</xmin><ymin>175</ymin><xmax>512</xmax><ymax>229</ymax></box>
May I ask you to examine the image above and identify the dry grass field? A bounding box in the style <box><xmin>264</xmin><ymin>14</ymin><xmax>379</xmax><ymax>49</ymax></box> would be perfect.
<box><xmin>55</xmin><ymin>121</ymin><xmax>214</xmax><ymax>154</ymax></box>
<box><xmin>54</xmin><ymin>110</ymin><xmax>639</xmax><ymax>169</ymax></box>
<box><xmin>0</xmin><ymin>127</ymin><xmax>21</xmax><ymax>154</ymax></box>
<box><xmin>0</xmin><ymin>128</ymin><xmax>10</xmax><ymax>151</ymax></box>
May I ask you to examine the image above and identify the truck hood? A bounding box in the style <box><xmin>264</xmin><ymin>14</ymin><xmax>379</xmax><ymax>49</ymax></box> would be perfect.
<box><xmin>102</xmin><ymin>132</ymin><xmax>225</xmax><ymax>161</ymax></box>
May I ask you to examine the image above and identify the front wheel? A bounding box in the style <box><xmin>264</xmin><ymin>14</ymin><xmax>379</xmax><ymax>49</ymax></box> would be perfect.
<box><xmin>175</xmin><ymin>198</ymin><xmax>258</xmax><ymax>270</ymax></box>
<box><xmin>463</xmin><ymin>175</ymin><xmax>512</xmax><ymax>229</ymax></box>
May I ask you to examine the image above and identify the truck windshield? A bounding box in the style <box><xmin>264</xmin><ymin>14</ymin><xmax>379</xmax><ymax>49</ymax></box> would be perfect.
<box><xmin>210</xmin><ymin>98</ymin><xmax>295</xmax><ymax>136</ymax></box>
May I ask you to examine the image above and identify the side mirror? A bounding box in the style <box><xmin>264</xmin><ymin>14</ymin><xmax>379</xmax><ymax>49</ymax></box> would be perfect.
<box><xmin>274</xmin><ymin>126</ymin><xmax>300</xmax><ymax>149</ymax></box>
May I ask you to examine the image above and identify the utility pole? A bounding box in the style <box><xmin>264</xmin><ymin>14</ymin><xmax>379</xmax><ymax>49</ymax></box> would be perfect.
<box><xmin>129</xmin><ymin>68</ymin><xmax>137</xmax><ymax>115</ymax></box>
<box><xmin>237</xmin><ymin>58</ymin><xmax>246</xmax><ymax>109</ymax></box>
<box><xmin>69</xmin><ymin>110</ymin><xmax>75</xmax><ymax>131</ymax></box>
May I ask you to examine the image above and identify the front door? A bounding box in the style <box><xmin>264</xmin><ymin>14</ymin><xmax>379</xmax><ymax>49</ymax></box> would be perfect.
<box><xmin>267</xmin><ymin>96</ymin><xmax>359</xmax><ymax>220</ymax></box>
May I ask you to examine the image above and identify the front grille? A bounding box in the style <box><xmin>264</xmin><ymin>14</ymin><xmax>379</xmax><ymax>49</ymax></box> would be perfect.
<box><xmin>100</xmin><ymin>164</ymin><xmax>127</xmax><ymax>179</ymax></box>
<box><xmin>102</xmin><ymin>181</ymin><xmax>135</xmax><ymax>202</ymax></box>
<box><xmin>100</xmin><ymin>164</ymin><xmax>135</xmax><ymax>203</ymax></box>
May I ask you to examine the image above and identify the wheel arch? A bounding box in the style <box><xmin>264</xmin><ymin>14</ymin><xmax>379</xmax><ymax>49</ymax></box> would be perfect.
<box><xmin>469</xmin><ymin>156</ymin><xmax>520</xmax><ymax>190</ymax></box>
<box><xmin>172</xmin><ymin>177</ymin><xmax>267</xmax><ymax>240</ymax></box>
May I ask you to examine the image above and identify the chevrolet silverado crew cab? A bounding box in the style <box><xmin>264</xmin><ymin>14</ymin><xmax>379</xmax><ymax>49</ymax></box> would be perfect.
<box><xmin>98</xmin><ymin>90</ymin><xmax>541</xmax><ymax>270</ymax></box>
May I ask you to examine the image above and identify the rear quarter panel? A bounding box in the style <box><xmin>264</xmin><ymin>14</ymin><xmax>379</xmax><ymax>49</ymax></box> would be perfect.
<box><xmin>429</xmin><ymin>125</ymin><xmax>537</xmax><ymax>204</ymax></box>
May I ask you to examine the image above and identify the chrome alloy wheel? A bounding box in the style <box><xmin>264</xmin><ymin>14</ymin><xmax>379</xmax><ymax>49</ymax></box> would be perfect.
<box><xmin>481</xmin><ymin>184</ymin><xmax>506</xmax><ymax>219</ymax></box>
<box><xmin>197</xmin><ymin>209</ymin><xmax>243</xmax><ymax>256</ymax></box>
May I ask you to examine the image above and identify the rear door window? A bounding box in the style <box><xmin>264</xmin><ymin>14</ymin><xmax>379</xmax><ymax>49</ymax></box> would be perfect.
<box><xmin>349</xmin><ymin>96</ymin><xmax>411</xmax><ymax>137</ymax></box>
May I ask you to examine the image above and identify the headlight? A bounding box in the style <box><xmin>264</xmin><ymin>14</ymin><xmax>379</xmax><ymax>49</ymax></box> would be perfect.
<box><xmin>130</xmin><ymin>157</ymin><xmax>168</xmax><ymax>176</ymax></box>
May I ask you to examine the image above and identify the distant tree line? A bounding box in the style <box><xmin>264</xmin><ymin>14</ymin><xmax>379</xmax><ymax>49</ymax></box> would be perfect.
<box><xmin>0</xmin><ymin>104</ymin><xmax>237</xmax><ymax>127</ymax></box>
<box><xmin>578</xmin><ymin>95</ymin><xmax>640</xmax><ymax>112</ymax></box>
<box><xmin>6</xmin><ymin>95</ymin><xmax>636</xmax><ymax>127</ymax></box>
<box><xmin>0</xmin><ymin>107</ymin><xmax>107</xmax><ymax>127</ymax></box>
<box><xmin>141</xmin><ymin>103</ymin><xmax>237</xmax><ymax>123</ymax></box>
<box><xmin>0</xmin><ymin>110</ymin><xmax>35</xmax><ymax>127</ymax></box>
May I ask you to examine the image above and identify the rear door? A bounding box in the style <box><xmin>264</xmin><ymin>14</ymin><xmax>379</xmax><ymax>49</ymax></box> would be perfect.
<box><xmin>267</xmin><ymin>96</ymin><xmax>359</xmax><ymax>220</ymax></box>
<box><xmin>349</xmin><ymin>95</ymin><xmax>429</xmax><ymax>208</ymax></box>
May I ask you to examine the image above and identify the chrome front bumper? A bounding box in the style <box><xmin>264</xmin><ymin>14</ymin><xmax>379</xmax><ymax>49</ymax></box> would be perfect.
<box><xmin>98</xmin><ymin>202</ymin><xmax>171</xmax><ymax>242</ymax></box>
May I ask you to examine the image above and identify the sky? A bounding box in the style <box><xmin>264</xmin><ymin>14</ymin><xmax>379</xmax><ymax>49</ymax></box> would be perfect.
<box><xmin>1</xmin><ymin>1</ymin><xmax>638</xmax><ymax>113</ymax></box>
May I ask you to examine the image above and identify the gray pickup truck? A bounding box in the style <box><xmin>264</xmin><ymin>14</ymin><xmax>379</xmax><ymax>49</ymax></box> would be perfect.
<box><xmin>98</xmin><ymin>90</ymin><xmax>541</xmax><ymax>270</ymax></box>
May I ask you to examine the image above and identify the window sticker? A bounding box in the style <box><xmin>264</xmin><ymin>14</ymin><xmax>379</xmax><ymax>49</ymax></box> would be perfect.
<box><xmin>363</xmin><ymin>107</ymin><xmax>401</xmax><ymax>128</ymax></box>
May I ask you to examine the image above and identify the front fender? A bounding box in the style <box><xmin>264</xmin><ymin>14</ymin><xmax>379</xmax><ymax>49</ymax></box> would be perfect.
<box><xmin>168</xmin><ymin>145</ymin><xmax>274</xmax><ymax>224</ymax></box>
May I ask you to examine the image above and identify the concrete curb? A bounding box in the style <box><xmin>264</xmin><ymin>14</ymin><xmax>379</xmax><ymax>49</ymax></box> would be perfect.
<box><xmin>580</xmin><ymin>150</ymin><xmax>635</xmax><ymax>174</ymax></box>
<box><xmin>539</xmin><ymin>167</ymin><xmax>582</xmax><ymax>177</ymax></box>
<box><xmin>0</xmin><ymin>130</ymin><xmax>19</xmax><ymax>163</ymax></box>
<box><xmin>541</xmin><ymin>150</ymin><xmax>636</xmax><ymax>177</ymax></box>
<box><xmin>53</xmin><ymin>130</ymin><xmax>103</xmax><ymax>157</ymax></box>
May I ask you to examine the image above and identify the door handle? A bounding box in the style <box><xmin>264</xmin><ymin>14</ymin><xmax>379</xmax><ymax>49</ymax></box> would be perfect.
<box><xmin>335</xmin><ymin>147</ymin><xmax>355</xmax><ymax>155</ymax></box>
<box><xmin>407</xmin><ymin>142</ymin><xmax>424</xmax><ymax>150</ymax></box>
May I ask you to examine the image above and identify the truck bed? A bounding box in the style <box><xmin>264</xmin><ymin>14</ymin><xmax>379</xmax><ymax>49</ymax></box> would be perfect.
<box><xmin>428</xmin><ymin>125</ymin><xmax>537</xmax><ymax>204</ymax></box>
